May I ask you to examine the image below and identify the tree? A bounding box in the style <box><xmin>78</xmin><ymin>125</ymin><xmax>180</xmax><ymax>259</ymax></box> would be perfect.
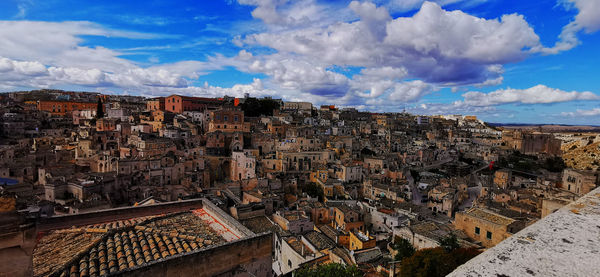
<box><xmin>96</xmin><ymin>97</ymin><xmax>104</xmax><ymax>118</ymax></box>
<box><xmin>400</xmin><ymin>247</ymin><xmax>480</xmax><ymax>277</ymax></box>
<box><xmin>295</xmin><ymin>263</ymin><xmax>363</xmax><ymax>277</ymax></box>
<box><xmin>439</xmin><ymin>234</ymin><xmax>460</xmax><ymax>252</ymax></box>
<box><xmin>542</xmin><ymin>156</ymin><xmax>566</xmax><ymax>172</ymax></box>
<box><xmin>240</xmin><ymin>97</ymin><xmax>280</xmax><ymax>117</ymax></box>
<box><xmin>304</xmin><ymin>182</ymin><xmax>325</xmax><ymax>202</ymax></box>
<box><xmin>392</xmin><ymin>237</ymin><xmax>416</xmax><ymax>261</ymax></box>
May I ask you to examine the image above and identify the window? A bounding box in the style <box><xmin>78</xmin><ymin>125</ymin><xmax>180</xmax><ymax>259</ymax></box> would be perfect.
<box><xmin>234</xmin><ymin>115</ymin><xmax>238</xmax><ymax>122</ymax></box>
<box><xmin>224</xmin><ymin>115</ymin><xmax>228</xmax><ymax>121</ymax></box>
<box><xmin>475</xmin><ymin>227</ymin><xmax>480</xmax><ymax>235</ymax></box>
<box><xmin>288</xmin><ymin>260</ymin><xmax>292</xmax><ymax>268</ymax></box>
<box><xmin>486</xmin><ymin>231</ymin><xmax>492</xmax><ymax>240</ymax></box>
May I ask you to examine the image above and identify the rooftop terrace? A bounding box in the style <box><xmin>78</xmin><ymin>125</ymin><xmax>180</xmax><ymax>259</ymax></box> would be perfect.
<box><xmin>461</xmin><ymin>207</ymin><xmax>516</xmax><ymax>226</ymax></box>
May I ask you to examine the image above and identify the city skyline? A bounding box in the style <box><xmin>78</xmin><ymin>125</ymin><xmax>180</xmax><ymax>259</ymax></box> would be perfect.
<box><xmin>1</xmin><ymin>0</ymin><xmax>600</xmax><ymax>124</ymax></box>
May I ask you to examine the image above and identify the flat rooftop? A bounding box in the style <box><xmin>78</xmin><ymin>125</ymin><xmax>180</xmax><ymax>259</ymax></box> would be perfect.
<box><xmin>461</xmin><ymin>208</ymin><xmax>516</xmax><ymax>226</ymax></box>
<box><xmin>449</xmin><ymin>186</ymin><xmax>600</xmax><ymax>277</ymax></box>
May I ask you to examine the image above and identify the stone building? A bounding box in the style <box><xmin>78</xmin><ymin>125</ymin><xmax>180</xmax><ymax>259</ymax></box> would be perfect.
<box><xmin>164</xmin><ymin>95</ymin><xmax>223</xmax><ymax>114</ymax></box>
<box><xmin>208</xmin><ymin>108</ymin><xmax>250</xmax><ymax>133</ymax></box>
<box><xmin>231</xmin><ymin>151</ymin><xmax>256</xmax><ymax>181</ymax></box>
<box><xmin>454</xmin><ymin>208</ymin><xmax>523</xmax><ymax>248</ymax></box>
<box><xmin>561</xmin><ymin>168</ymin><xmax>599</xmax><ymax>195</ymax></box>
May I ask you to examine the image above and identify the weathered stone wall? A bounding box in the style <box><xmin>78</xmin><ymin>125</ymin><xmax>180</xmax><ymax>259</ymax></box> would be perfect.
<box><xmin>37</xmin><ymin>198</ymin><xmax>205</xmax><ymax>232</ymax></box>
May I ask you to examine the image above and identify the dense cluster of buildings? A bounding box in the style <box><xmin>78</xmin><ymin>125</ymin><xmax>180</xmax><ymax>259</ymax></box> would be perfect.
<box><xmin>0</xmin><ymin>89</ymin><xmax>598</xmax><ymax>276</ymax></box>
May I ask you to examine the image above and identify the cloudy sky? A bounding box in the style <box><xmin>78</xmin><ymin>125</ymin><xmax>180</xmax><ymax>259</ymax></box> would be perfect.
<box><xmin>1</xmin><ymin>0</ymin><xmax>599</xmax><ymax>124</ymax></box>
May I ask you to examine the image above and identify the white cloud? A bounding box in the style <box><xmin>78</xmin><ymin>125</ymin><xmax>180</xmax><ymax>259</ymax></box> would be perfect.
<box><xmin>349</xmin><ymin>1</ymin><xmax>391</xmax><ymax>41</ymax></box>
<box><xmin>245</xmin><ymin>54</ymin><xmax>350</xmax><ymax>96</ymax></box>
<box><xmin>242</xmin><ymin>1</ymin><xmax>540</xmax><ymax>86</ymax></box>
<box><xmin>379</xmin><ymin>0</ymin><xmax>488</xmax><ymax>13</ymax></box>
<box><xmin>538</xmin><ymin>0</ymin><xmax>600</xmax><ymax>54</ymax></box>
<box><xmin>1</xmin><ymin>1</ymin><xmax>597</xmax><ymax>113</ymax></box>
<box><xmin>0</xmin><ymin>21</ymin><xmax>171</xmax><ymax>72</ymax></box>
<box><xmin>0</xmin><ymin>56</ymin><xmax>188</xmax><ymax>89</ymax></box>
<box><xmin>237</xmin><ymin>0</ymin><xmax>347</xmax><ymax>28</ymax></box>
<box><xmin>388</xmin><ymin>80</ymin><xmax>435</xmax><ymax>102</ymax></box>
<box><xmin>0</xmin><ymin>57</ymin><xmax>46</xmax><ymax>76</ymax></box>
<box><xmin>561</xmin><ymin>108</ymin><xmax>600</xmax><ymax>117</ymax></box>
<box><xmin>461</xmin><ymin>84</ymin><xmax>599</xmax><ymax>106</ymax></box>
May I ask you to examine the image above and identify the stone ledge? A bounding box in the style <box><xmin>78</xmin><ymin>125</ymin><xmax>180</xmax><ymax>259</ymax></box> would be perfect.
<box><xmin>449</xmin><ymin>186</ymin><xmax>600</xmax><ymax>277</ymax></box>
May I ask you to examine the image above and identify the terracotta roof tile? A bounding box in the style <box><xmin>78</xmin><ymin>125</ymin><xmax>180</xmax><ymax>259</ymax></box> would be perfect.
<box><xmin>35</xmin><ymin>212</ymin><xmax>228</xmax><ymax>277</ymax></box>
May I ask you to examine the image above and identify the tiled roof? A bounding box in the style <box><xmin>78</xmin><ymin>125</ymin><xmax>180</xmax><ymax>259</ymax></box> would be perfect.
<box><xmin>316</xmin><ymin>224</ymin><xmax>340</xmax><ymax>242</ymax></box>
<box><xmin>303</xmin><ymin>231</ymin><xmax>335</xmax><ymax>251</ymax></box>
<box><xmin>287</xmin><ymin>237</ymin><xmax>314</xmax><ymax>258</ymax></box>
<box><xmin>33</xmin><ymin>230</ymin><xmax>105</xmax><ymax>277</ymax></box>
<box><xmin>241</xmin><ymin>216</ymin><xmax>289</xmax><ymax>236</ymax></box>
<box><xmin>85</xmin><ymin>216</ymin><xmax>155</xmax><ymax>230</ymax></box>
<box><xmin>330</xmin><ymin>247</ymin><xmax>353</xmax><ymax>265</ymax></box>
<box><xmin>34</xmin><ymin>212</ymin><xmax>227</xmax><ymax>277</ymax></box>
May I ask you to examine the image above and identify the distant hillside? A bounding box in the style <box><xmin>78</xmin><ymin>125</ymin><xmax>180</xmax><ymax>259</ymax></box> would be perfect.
<box><xmin>489</xmin><ymin>123</ymin><xmax>600</xmax><ymax>132</ymax></box>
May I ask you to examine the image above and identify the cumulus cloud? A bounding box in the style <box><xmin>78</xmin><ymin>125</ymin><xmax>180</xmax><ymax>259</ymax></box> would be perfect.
<box><xmin>242</xmin><ymin>1</ymin><xmax>540</xmax><ymax>87</ymax></box>
<box><xmin>0</xmin><ymin>57</ymin><xmax>46</xmax><ymax>76</ymax></box>
<box><xmin>245</xmin><ymin>54</ymin><xmax>350</xmax><ymax>96</ymax></box>
<box><xmin>461</xmin><ymin>85</ymin><xmax>599</xmax><ymax>106</ymax></box>
<box><xmin>1</xmin><ymin>1</ymin><xmax>597</xmax><ymax>112</ymax></box>
<box><xmin>351</xmin><ymin>67</ymin><xmax>408</xmax><ymax>98</ymax></box>
<box><xmin>0</xmin><ymin>56</ymin><xmax>189</xmax><ymax>89</ymax></box>
<box><xmin>538</xmin><ymin>0</ymin><xmax>600</xmax><ymax>54</ymax></box>
<box><xmin>0</xmin><ymin>21</ymin><xmax>170</xmax><ymax>72</ymax></box>
<box><xmin>237</xmin><ymin>0</ymin><xmax>348</xmax><ymax>28</ymax></box>
<box><xmin>388</xmin><ymin>80</ymin><xmax>435</xmax><ymax>102</ymax></box>
<box><xmin>349</xmin><ymin>1</ymin><xmax>391</xmax><ymax>41</ymax></box>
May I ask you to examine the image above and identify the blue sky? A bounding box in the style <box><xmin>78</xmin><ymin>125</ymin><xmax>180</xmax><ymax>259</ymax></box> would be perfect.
<box><xmin>1</xmin><ymin>0</ymin><xmax>599</xmax><ymax>124</ymax></box>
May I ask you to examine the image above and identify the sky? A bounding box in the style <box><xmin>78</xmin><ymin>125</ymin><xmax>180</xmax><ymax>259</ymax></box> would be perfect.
<box><xmin>1</xmin><ymin>0</ymin><xmax>600</xmax><ymax>124</ymax></box>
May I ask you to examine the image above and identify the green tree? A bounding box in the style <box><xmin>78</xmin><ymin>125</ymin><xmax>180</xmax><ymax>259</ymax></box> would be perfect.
<box><xmin>96</xmin><ymin>97</ymin><xmax>104</xmax><ymax>118</ymax></box>
<box><xmin>295</xmin><ymin>263</ymin><xmax>363</xmax><ymax>277</ymax></box>
<box><xmin>392</xmin><ymin>237</ymin><xmax>416</xmax><ymax>261</ymax></box>
<box><xmin>400</xmin><ymin>247</ymin><xmax>480</xmax><ymax>277</ymax></box>
<box><xmin>542</xmin><ymin>156</ymin><xmax>566</xmax><ymax>172</ymax></box>
<box><xmin>240</xmin><ymin>97</ymin><xmax>280</xmax><ymax>117</ymax></box>
<box><xmin>439</xmin><ymin>234</ymin><xmax>460</xmax><ymax>252</ymax></box>
<box><xmin>304</xmin><ymin>182</ymin><xmax>325</xmax><ymax>202</ymax></box>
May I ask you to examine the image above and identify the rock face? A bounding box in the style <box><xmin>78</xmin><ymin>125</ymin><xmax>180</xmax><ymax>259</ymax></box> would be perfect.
<box><xmin>562</xmin><ymin>140</ymin><xmax>600</xmax><ymax>171</ymax></box>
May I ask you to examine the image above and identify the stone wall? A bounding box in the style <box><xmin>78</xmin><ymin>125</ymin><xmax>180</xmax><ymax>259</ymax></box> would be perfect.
<box><xmin>37</xmin><ymin>198</ymin><xmax>205</xmax><ymax>231</ymax></box>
